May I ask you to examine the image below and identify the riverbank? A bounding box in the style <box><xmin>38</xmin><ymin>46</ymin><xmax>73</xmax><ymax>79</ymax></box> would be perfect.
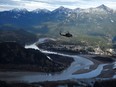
<box><xmin>0</xmin><ymin>43</ymin><xmax>116</xmax><ymax>87</ymax></box>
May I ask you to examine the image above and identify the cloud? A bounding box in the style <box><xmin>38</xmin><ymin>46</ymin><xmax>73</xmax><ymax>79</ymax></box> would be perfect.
<box><xmin>0</xmin><ymin>0</ymin><xmax>116</xmax><ymax>11</ymax></box>
<box><xmin>24</xmin><ymin>1</ymin><xmax>57</xmax><ymax>11</ymax></box>
<box><xmin>0</xmin><ymin>0</ymin><xmax>22</xmax><ymax>5</ymax></box>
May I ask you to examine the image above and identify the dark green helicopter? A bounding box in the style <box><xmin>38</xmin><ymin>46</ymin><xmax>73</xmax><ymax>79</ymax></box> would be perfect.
<box><xmin>60</xmin><ymin>31</ymin><xmax>73</xmax><ymax>37</ymax></box>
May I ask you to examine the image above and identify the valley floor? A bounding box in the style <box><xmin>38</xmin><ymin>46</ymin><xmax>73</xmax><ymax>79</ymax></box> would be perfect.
<box><xmin>0</xmin><ymin>43</ymin><xmax>116</xmax><ymax>87</ymax></box>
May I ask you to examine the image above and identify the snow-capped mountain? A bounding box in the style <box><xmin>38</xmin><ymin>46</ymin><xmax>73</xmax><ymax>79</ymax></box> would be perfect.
<box><xmin>32</xmin><ymin>9</ymin><xmax>51</xmax><ymax>13</ymax></box>
<box><xmin>0</xmin><ymin>4</ymin><xmax>116</xmax><ymax>37</ymax></box>
<box><xmin>52</xmin><ymin>6</ymin><xmax>72</xmax><ymax>14</ymax></box>
<box><xmin>97</xmin><ymin>4</ymin><xmax>113</xmax><ymax>12</ymax></box>
<box><xmin>10</xmin><ymin>8</ymin><xmax>28</xmax><ymax>13</ymax></box>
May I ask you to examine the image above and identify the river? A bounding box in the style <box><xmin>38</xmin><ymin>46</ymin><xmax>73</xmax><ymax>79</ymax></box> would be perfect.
<box><xmin>0</xmin><ymin>43</ymin><xmax>109</xmax><ymax>82</ymax></box>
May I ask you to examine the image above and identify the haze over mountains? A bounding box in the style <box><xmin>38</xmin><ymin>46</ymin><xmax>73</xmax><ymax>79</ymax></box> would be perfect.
<box><xmin>0</xmin><ymin>4</ymin><xmax>116</xmax><ymax>45</ymax></box>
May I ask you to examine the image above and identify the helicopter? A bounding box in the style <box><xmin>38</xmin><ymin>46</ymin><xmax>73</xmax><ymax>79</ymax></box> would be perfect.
<box><xmin>59</xmin><ymin>31</ymin><xmax>73</xmax><ymax>37</ymax></box>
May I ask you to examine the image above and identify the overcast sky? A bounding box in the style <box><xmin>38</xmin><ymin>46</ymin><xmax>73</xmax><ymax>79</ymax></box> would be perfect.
<box><xmin>0</xmin><ymin>0</ymin><xmax>116</xmax><ymax>11</ymax></box>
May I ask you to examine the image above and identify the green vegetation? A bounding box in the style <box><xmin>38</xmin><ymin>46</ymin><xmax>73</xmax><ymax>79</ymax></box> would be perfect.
<box><xmin>33</xmin><ymin>22</ymin><xmax>113</xmax><ymax>49</ymax></box>
<box><xmin>0</xmin><ymin>26</ymin><xmax>38</xmax><ymax>45</ymax></box>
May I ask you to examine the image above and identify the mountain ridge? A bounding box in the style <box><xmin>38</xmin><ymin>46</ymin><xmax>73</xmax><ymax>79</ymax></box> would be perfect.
<box><xmin>0</xmin><ymin>4</ymin><xmax>116</xmax><ymax>47</ymax></box>
<box><xmin>0</xmin><ymin>4</ymin><xmax>115</xmax><ymax>12</ymax></box>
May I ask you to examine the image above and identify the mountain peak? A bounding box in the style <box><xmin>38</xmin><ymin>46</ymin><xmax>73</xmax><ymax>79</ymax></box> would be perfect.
<box><xmin>58</xmin><ymin>6</ymin><xmax>65</xmax><ymax>9</ymax></box>
<box><xmin>53</xmin><ymin>6</ymin><xmax>72</xmax><ymax>13</ymax></box>
<box><xmin>56</xmin><ymin>6</ymin><xmax>69</xmax><ymax>10</ymax></box>
<box><xmin>73</xmin><ymin>8</ymin><xmax>82</xmax><ymax>12</ymax></box>
<box><xmin>10</xmin><ymin>8</ymin><xmax>28</xmax><ymax>12</ymax></box>
<box><xmin>96</xmin><ymin>4</ymin><xmax>113</xmax><ymax>13</ymax></box>
<box><xmin>97</xmin><ymin>4</ymin><xmax>110</xmax><ymax>10</ymax></box>
<box><xmin>32</xmin><ymin>8</ymin><xmax>50</xmax><ymax>13</ymax></box>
